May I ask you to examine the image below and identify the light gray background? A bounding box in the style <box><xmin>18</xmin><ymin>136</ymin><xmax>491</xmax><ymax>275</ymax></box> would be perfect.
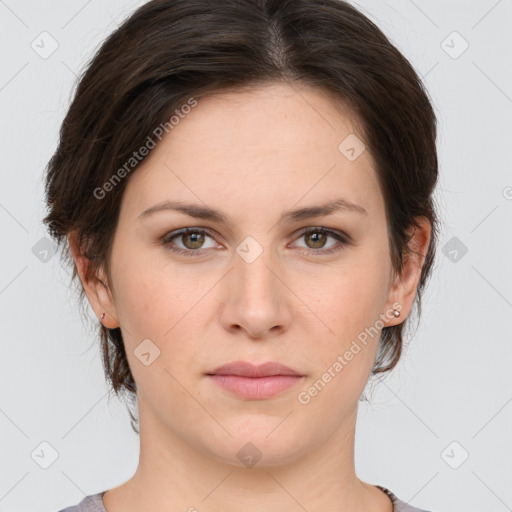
<box><xmin>1</xmin><ymin>1</ymin><xmax>511</xmax><ymax>511</ymax></box>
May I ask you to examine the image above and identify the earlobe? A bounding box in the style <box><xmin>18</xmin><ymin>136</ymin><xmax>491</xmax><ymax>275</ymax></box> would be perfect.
<box><xmin>91</xmin><ymin>270</ymin><xmax>120</xmax><ymax>329</ymax></box>
<box><xmin>67</xmin><ymin>232</ymin><xmax>120</xmax><ymax>329</ymax></box>
<box><xmin>385</xmin><ymin>217</ymin><xmax>432</xmax><ymax>326</ymax></box>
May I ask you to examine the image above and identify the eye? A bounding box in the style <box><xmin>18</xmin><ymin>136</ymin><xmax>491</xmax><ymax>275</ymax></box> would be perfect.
<box><xmin>162</xmin><ymin>227</ymin><xmax>218</xmax><ymax>256</ymax></box>
<box><xmin>162</xmin><ymin>226</ymin><xmax>350</xmax><ymax>257</ymax></box>
<box><xmin>290</xmin><ymin>227</ymin><xmax>349</xmax><ymax>255</ymax></box>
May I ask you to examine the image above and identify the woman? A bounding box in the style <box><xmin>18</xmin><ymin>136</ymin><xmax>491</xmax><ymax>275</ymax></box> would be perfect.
<box><xmin>44</xmin><ymin>0</ymin><xmax>439</xmax><ymax>510</ymax></box>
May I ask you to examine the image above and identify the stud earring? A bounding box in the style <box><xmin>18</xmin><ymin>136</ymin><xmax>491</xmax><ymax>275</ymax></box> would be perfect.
<box><xmin>100</xmin><ymin>312</ymin><xmax>105</xmax><ymax>321</ymax></box>
<box><xmin>392</xmin><ymin>309</ymin><xmax>400</xmax><ymax>317</ymax></box>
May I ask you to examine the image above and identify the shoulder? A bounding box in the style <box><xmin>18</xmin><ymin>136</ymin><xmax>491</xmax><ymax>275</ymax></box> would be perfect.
<box><xmin>56</xmin><ymin>487</ymin><xmax>435</xmax><ymax>512</ymax></box>
<box><xmin>377</xmin><ymin>485</ymin><xmax>434</xmax><ymax>512</ymax></box>
<box><xmin>55</xmin><ymin>492</ymin><xmax>106</xmax><ymax>512</ymax></box>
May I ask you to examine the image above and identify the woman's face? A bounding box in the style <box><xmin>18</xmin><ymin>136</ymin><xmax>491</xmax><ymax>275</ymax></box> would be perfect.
<box><xmin>86</xmin><ymin>82</ymin><xmax>423</xmax><ymax>466</ymax></box>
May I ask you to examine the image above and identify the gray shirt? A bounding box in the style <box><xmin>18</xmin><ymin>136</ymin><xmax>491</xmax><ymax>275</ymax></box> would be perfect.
<box><xmin>56</xmin><ymin>485</ymin><xmax>433</xmax><ymax>511</ymax></box>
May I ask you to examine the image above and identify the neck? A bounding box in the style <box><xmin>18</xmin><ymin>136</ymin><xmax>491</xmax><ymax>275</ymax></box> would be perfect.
<box><xmin>103</xmin><ymin>398</ymin><xmax>392</xmax><ymax>512</ymax></box>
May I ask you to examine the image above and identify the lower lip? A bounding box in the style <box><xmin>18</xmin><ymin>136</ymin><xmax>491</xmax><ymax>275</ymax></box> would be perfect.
<box><xmin>207</xmin><ymin>374</ymin><xmax>304</xmax><ymax>399</ymax></box>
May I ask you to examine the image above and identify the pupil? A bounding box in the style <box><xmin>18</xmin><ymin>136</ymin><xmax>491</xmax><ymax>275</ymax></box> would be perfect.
<box><xmin>185</xmin><ymin>232</ymin><xmax>204</xmax><ymax>248</ymax></box>
<box><xmin>308</xmin><ymin>232</ymin><xmax>325</xmax><ymax>248</ymax></box>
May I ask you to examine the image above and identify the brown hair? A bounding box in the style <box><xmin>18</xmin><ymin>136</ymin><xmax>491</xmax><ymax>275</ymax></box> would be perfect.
<box><xmin>43</xmin><ymin>0</ymin><xmax>438</xmax><ymax>431</ymax></box>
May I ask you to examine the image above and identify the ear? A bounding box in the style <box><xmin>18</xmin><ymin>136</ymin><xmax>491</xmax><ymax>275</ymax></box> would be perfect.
<box><xmin>384</xmin><ymin>216</ymin><xmax>432</xmax><ymax>326</ymax></box>
<box><xmin>67</xmin><ymin>231</ymin><xmax>120</xmax><ymax>329</ymax></box>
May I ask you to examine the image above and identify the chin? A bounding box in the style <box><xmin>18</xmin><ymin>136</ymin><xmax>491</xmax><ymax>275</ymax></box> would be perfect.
<box><xmin>201</xmin><ymin>421</ymin><xmax>309</xmax><ymax>469</ymax></box>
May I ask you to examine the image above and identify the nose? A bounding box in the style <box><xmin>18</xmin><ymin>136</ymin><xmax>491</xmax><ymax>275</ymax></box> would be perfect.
<box><xmin>218</xmin><ymin>244</ymin><xmax>293</xmax><ymax>340</ymax></box>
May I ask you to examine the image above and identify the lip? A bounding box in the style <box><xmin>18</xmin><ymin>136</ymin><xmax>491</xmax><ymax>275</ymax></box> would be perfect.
<box><xmin>206</xmin><ymin>361</ymin><xmax>304</xmax><ymax>400</ymax></box>
<box><xmin>209</xmin><ymin>361</ymin><xmax>302</xmax><ymax>377</ymax></box>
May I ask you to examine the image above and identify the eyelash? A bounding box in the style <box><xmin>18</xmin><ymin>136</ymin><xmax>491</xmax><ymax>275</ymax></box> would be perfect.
<box><xmin>161</xmin><ymin>227</ymin><xmax>350</xmax><ymax>257</ymax></box>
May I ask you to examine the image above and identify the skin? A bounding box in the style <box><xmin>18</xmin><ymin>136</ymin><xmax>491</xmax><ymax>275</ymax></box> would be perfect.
<box><xmin>70</xmin><ymin>82</ymin><xmax>431</xmax><ymax>512</ymax></box>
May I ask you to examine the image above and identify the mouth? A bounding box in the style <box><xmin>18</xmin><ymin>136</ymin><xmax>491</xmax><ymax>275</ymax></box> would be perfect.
<box><xmin>206</xmin><ymin>361</ymin><xmax>305</xmax><ymax>400</ymax></box>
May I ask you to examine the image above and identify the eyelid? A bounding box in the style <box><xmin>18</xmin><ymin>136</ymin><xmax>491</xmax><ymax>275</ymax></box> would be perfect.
<box><xmin>293</xmin><ymin>226</ymin><xmax>352</xmax><ymax>244</ymax></box>
<box><xmin>289</xmin><ymin>226</ymin><xmax>352</xmax><ymax>254</ymax></box>
<box><xmin>161</xmin><ymin>227</ymin><xmax>219</xmax><ymax>253</ymax></box>
<box><xmin>161</xmin><ymin>226</ymin><xmax>352</xmax><ymax>256</ymax></box>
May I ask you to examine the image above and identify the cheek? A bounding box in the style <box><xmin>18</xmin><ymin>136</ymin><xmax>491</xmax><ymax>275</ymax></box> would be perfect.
<box><xmin>311</xmin><ymin>260</ymin><xmax>390</xmax><ymax>336</ymax></box>
<box><xmin>109</xmin><ymin>249</ymin><xmax>208</xmax><ymax>378</ymax></box>
<box><xmin>296</xmin><ymin>250</ymin><xmax>391</xmax><ymax>386</ymax></box>
<box><xmin>109</xmin><ymin>237</ymin><xmax>185</xmax><ymax>335</ymax></box>
<box><xmin>113</xmin><ymin>270</ymin><xmax>169</xmax><ymax>336</ymax></box>
<box><xmin>297</xmin><ymin>270</ymin><xmax>387</xmax><ymax>414</ymax></box>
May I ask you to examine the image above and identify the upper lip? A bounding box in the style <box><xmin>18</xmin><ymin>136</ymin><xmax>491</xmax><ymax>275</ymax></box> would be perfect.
<box><xmin>208</xmin><ymin>361</ymin><xmax>303</xmax><ymax>377</ymax></box>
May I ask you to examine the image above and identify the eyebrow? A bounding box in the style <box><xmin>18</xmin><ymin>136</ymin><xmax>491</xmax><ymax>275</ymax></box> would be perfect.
<box><xmin>138</xmin><ymin>198</ymin><xmax>368</xmax><ymax>225</ymax></box>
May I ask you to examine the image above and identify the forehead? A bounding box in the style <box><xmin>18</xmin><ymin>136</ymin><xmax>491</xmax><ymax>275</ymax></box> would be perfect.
<box><xmin>119</xmin><ymin>82</ymin><xmax>384</xmax><ymax>223</ymax></box>
<box><xmin>169</xmin><ymin>81</ymin><xmax>362</xmax><ymax>146</ymax></box>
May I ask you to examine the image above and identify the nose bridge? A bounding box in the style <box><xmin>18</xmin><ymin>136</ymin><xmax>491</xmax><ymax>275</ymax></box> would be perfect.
<box><xmin>219</xmin><ymin>233</ymin><xmax>291</xmax><ymax>336</ymax></box>
<box><xmin>233</xmin><ymin>234</ymin><xmax>280</xmax><ymax>303</ymax></box>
